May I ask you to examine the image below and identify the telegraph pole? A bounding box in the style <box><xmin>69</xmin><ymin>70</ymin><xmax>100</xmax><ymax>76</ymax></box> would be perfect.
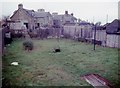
<box><xmin>106</xmin><ymin>14</ymin><xmax>108</xmax><ymax>23</ymax></box>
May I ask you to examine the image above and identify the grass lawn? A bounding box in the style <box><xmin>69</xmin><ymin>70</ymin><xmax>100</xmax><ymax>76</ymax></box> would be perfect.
<box><xmin>2</xmin><ymin>38</ymin><xmax>119</xmax><ymax>87</ymax></box>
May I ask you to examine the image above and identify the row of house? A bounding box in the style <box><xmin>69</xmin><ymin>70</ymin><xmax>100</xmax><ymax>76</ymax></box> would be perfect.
<box><xmin>9</xmin><ymin>4</ymin><xmax>77</xmax><ymax>30</ymax></box>
<box><xmin>1</xmin><ymin>3</ymin><xmax>120</xmax><ymax>48</ymax></box>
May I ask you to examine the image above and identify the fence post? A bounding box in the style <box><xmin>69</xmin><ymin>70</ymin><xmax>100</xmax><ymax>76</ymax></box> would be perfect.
<box><xmin>94</xmin><ymin>25</ymin><xmax>96</xmax><ymax>50</ymax></box>
<box><xmin>0</xmin><ymin>29</ymin><xmax>2</xmax><ymax>56</ymax></box>
<box><xmin>81</xmin><ymin>28</ymin><xmax>83</xmax><ymax>38</ymax></box>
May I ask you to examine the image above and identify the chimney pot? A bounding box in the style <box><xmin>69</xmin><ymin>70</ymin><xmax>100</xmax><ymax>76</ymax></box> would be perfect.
<box><xmin>18</xmin><ymin>4</ymin><xmax>23</xmax><ymax>9</ymax></box>
<box><xmin>65</xmin><ymin>11</ymin><xmax>68</xmax><ymax>15</ymax></box>
<box><xmin>71</xmin><ymin>13</ymin><xmax>73</xmax><ymax>16</ymax></box>
<box><xmin>38</xmin><ymin>9</ymin><xmax>45</xmax><ymax>12</ymax></box>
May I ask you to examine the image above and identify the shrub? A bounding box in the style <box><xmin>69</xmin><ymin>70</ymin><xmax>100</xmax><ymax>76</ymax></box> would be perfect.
<box><xmin>23</xmin><ymin>41</ymin><xmax>34</xmax><ymax>51</ymax></box>
<box><xmin>78</xmin><ymin>38</ymin><xmax>87</xmax><ymax>42</ymax></box>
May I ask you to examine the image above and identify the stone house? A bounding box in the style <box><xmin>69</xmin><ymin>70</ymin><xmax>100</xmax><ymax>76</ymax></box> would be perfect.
<box><xmin>52</xmin><ymin>11</ymin><xmax>77</xmax><ymax>27</ymax></box>
<box><xmin>10</xmin><ymin>4</ymin><xmax>35</xmax><ymax>30</ymax></box>
<box><xmin>62</xmin><ymin>11</ymin><xmax>77</xmax><ymax>24</ymax></box>
<box><xmin>34</xmin><ymin>9</ymin><xmax>53</xmax><ymax>28</ymax></box>
<box><xmin>10</xmin><ymin>4</ymin><xmax>53</xmax><ymax>31</ymax></box>
<box><xmin>106</xmin><ymin>19</ymin><xmax>120</xmax><ymax>34</ymax></box>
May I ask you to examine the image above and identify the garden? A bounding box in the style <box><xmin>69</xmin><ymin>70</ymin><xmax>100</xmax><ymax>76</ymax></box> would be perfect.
<box><xmin>2</xmin><ymin>38</ymin><xmax>119</xmax><ymax>87</ymax></box>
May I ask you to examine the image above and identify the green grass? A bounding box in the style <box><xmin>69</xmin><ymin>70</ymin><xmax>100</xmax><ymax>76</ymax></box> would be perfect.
<box><xmin>2</xmin><ymin>38</ymin><xmax>119</xmax><ymax>87</ymax></box>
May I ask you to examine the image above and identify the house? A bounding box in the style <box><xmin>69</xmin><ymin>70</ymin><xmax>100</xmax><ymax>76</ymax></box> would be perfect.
<box><xmin>52</xmin><ymin>11</ymin><xmax>77</xmax><ymax>27</ymax></box>
<box><xmin>10</xmin><ymin>4</ymin><xmax>78</xmax><ymax>30</ymax></box>
<box><xmin>52</xmin><ymin>13</ymin><xmax>62</xmax><ymax>28</ymax></box>
<box><xmin>106</xmin><ymin>19</ymin><xmax>120</xmax><ymax>34</ymax></box>
<box><xmin>34</xmin><ymin>9</ymin><xmax>53</xmax><ymax>28</ymax></box>
<box><xmin>10</xmin><ymin>4</ymin><xmax>35</xmax><ymax>30</ymax></box>
<box><xmin>10</xmin><ymin>4</ymin><xmax>53</xmax><ymax>31</ymax></box>
<box><xmin>105</xmin><ymin>19</ymin><xmax>120</xmax><ymax>48</ymax></box>
<box><xmin>78</xmin><ymin>21</ymin><xmax>93</xmax><ymax>30</ymax></box>
<box><xmin>62</xmin><ymin>11</ymin><xmax>77</xmax><ymax>25</ymax></box>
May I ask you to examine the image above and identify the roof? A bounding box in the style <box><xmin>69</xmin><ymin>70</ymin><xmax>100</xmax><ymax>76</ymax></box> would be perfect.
<box><xmin>10</xmin><ymin>8</ymin><xmax>51</xmax><ymax>19</ymax></box>
<box><xmin>52</xmin><ymin>14</ymin><xmax>77</xmax><ymax>21</ymax></box>
<box><xmin>63</xmin><ymin>14</ymin><xmax>77</xmax><ymax>20</ymax></box>
<box><xmin>63</xmin><ymin>23</ymin><xmax>76</xmax><ymax>25</ymax></box>
<box><xmin>10</xmin><ymin>9</ymin><xmax>34</xmax><ymax>19</ymax></box>
<box><xmin>52</xmin><ymin>15</ymin><xmax>63</xmax><ymax>20</ymax></box>
<box><xmin>24</xmin><ymin>9</ymin><xmax>35</xmax><ymax>17</ymax></box>
<box><xmin>79</xmin><ymin>22</ymin><xmax>91</xmax><ymax>25</ymax></box>
<box><xmin>78</xmin><ymin>21</ymin><xmax>92</xmax><ymax>26</ymax></box>
<box><xmin>106</xmin><ymin>19</ymin><xmax>120</xmax><ymax>34</ymax></box>
<box><xmin>34</xmin><ymin>12</ymin><xmax>51</xmax><ymax>18</ymax></box>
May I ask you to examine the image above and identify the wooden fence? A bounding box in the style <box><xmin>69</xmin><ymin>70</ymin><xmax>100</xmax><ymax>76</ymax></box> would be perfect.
<box><xmin>63</xmin><ymin>25</ymin><xmax>92</xmax><ymax>39</ymax></box>
<box><xmin>63</xmin><ymin>25</ymin><xmax>119</xmax><ymax>48</ymax></box>
<box><xmin>0</xmin><ymin>28</ymin><xmax>2</xmax><ymax>56</ymax></box>
<box><xmin>106</xmin><ymin>34</ymin><xmax>120</xmax><ymax>48</ymax></box>
<box><xmin>4</xmin><ymin>25</ymin><xmax>119</xmax><ymax>48</ymax></box>
<box><xmin>0</xmin><ymin>28</ymin><xmax>4</xmax><ymax>56</ymax></box>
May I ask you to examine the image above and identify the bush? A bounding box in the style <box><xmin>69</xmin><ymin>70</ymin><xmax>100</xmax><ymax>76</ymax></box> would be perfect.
<box><xmin>23</xmin><ymin>41</ymin><xmax>34</xmax><ymax>51</ymax></box>
<box><xmin>77</xmin><ymin>38</ymin><xmax>87</xmax><ymax>42</ymax></box>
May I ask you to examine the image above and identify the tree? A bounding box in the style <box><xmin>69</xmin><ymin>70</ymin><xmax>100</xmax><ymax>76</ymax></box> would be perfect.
<box><xmin>2</xmin><ymin>15</ymin><xmax>10</xmax><ymax>27</ymax></box>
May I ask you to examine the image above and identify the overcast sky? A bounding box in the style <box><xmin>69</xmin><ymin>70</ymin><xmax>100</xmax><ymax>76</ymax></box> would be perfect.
<box><xmin>0</xmin><ymin>0</ymin><xmax>119</xmax><ymax>25</ymax></box>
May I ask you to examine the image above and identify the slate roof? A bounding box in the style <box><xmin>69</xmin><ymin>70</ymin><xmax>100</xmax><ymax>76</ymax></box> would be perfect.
<box><xmin>52</xmin><ymin>14</ymin><xmax>77</xmax><ymax>21</ymax></box>
<box><xmin>52</xmin><ymin>15</ymin><xmax>63</xmax><ymax>20</ymax></box>
<box><xmin>79</xmin><ymin>22</ymin><xmax>91</xmax><ymax>25</ymax></box>
<box><xmin>33</xmin><ymin>12</ymin><xmax>51</xmax><ymax>18</ymax></box>
<box><xmin>106</xmin><ymin>19</ymin><xmax>120</xmax><ymax>34</ymax></box>
<box><xmin>24</xmin><ymin>9</ymin><xmax>51</xmax><ymax>18</ymax></box>
<box><xmin>11</xmin><ymin>8</ymin><xmax>51</xmax><ymax>19</ymax></box>
<box><xmin>78</xmin><ymin>21</ymin><xmax>93</xmax><ymax>26</ymax></box>
<box><xmin>24</xmin><ymin>9</ymin><xmax>35</xmax><ymax>17</ymax></box>
<box><xmin>63</xmin><ymin>14</ymin><xmax>77</xmax><ymax>21</ymax></box>
<box><xmin>10</xmin><ymin>9</ymin><xmax>35</xmax><ymax>19</ymax></box>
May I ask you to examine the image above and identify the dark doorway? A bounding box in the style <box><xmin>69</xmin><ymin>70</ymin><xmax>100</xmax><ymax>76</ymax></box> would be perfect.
<box><xmin>37</xmin><ymin>23</ymin><xmax>40</xmax><ymax>27</ymax></box>
<box><xmin>24</xmin><ymin>23</ymin><xmax>28</xmax><ymax>29</ymax></box>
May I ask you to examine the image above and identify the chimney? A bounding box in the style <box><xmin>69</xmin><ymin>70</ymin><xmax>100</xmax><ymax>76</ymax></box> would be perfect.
<box><xmin>71</xmin><ymin>13</ymin><xmax>73</xmax><ymax>16</ymax></box>
<box><xmin>65</xmin><ymin>11</ymin><xmax>68</xmax><ymax>15</ymax></box>
<box><xmin>52</xmin><ymin>12</ymin><xmax>58</xmax><ymax>15</ymax></box>
<box><xmin>18</xmin><ymin>4</ymin><xmax>23</xmax><ymax>9</ymax></box>
<box><xmin>38</xmin><ymin>9</ymin><xmax>45</xmax><ymax>12</ymax></box>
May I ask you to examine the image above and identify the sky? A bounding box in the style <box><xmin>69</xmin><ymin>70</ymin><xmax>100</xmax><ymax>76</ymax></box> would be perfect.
<box><xmin>0</xmin><ymin>0</ymin><xmax>119</xmax><ymax>25</ymax></box>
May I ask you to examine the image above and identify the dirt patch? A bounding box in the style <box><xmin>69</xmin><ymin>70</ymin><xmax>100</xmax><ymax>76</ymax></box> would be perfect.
<box><xmin>46</xmin><ymin>65</ymin><xmax>73</xmax><ymax>82</ymax></box>
<box><xmin>33</xmin><ymin>69</ymin><xmax>47</xmax><ymax>80</ymax></box>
